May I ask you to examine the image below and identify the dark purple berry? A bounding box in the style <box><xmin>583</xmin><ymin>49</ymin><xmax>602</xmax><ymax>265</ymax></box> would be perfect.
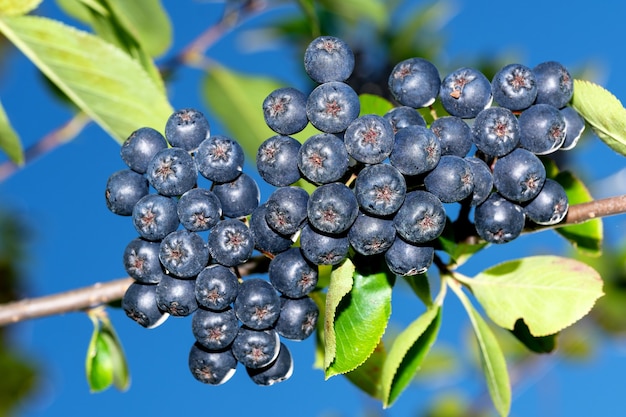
<box><xmin>123</xmin><ymin>238</ymin><xmax>166</xmax><ymax>284</ymax></box>
<box><xmin>303</xmin><ymin>36</ymin><xmax>355</xmax><ymax>83</ymax></box>
<box><xmin>269</xmin><ymin>247</ymin><xmax>318</xmax><ymax>299</ymax></box>
<box><xmin>474</xmin><ymin>193</ymin><xmax>525</xmax><ymax>244</ymax></box>
<box><xmin>299</xmin><ymin>223</ymin><xmax>349</xmax><ymax>266</ymax></box>
<box><xmin>249</xmin><ymin>203</ymin><xmax>293</xmax><ymax>255</ymax></box>
<box><xmin>188</xmin><ymin>343</ymin><xmax>237</xmax><ymax>385</ymax></box>
<box><xmin>440</xmin><ymin>67</ymin><xmax>492</xmax><ymax>118</ymax></box>
<box><xmin>195</xmin><ymin>265</ymin><xmax>239</xmax><ymax>311</ymax></box>
<box><xmin>132</xmin><ymin>194</ymin><xmax>179</xmax><ymax>241</ymax></box>
<box><xmin>389</xmin><ymin>125</ymin><xmax>441</xmax><ymax>176</ymax></box>
<box><xmin>263</xmin><ymin>87</ymin><xmax>308</xmax><ymax>135</ymax></box>
<box><xmin>343</xmin><ymin>114</ymin><xmax>395</xmax><ymax>164</ymax></box>
<box><xmin>212</xmin><ymin>172</ymin><xmax>260</xmax><ymax>218</ymax></box>
<box><xmin>155</xmin><ymin>275</ymin><xmax>199</xmax><ymax>317</ymax></box>
<box><xmin>247</xmin><ymin>343</ymin><xmax>293</xmax><ymax>386</ymax></box>
<box><xmin>195</xmin><ymin>135</ymin><xmax>244</xmax><ymax>183</ymax></box>
<box><xmin>472</xmin><ymin>107</ymin><xmax>520</xmax><ymax>157</ymax></box>
<box><xmin>122</xmin><ymin>282</ymin><xmax>169</xmax><ymax>328</ymax></box>
<box><xmin>385</xmin><ymin>237</ymin><xmax>434</xmax><ymax>276</ymax></box>
<box><xmin>177</xmin><ymin>188</ymin><xmax>222</xmax><ymax>232</ymax></box>
<box><xmin>208</xmin><ymin>219</ymin><xmax>254</xmax><ymax>267</ymax></box>
<box><xmin>388</xmin><ymin>57</ymin><xmax>441</xmax><ymax>108</ymax></box>
<box><xmin>533</xmin><ymin>61</ymin><xmax>573</xmax><ymax>109</ymax></box>
<box><xmin>430</xmin><ymin>116</ymin><xmax>473</xmax><ymax>157</ymax></box>
<box><xmin>192</xmin><ymin>308</ymin><xmax>239</xmax><ymax>350</ymax></box>
<box><xmin>491</xmin><ymin>63</ymin><xmax>537</xmax><ymax>111</ymax></box>
<box><xmin>265</xmin><ymin>186</ymin><xmax>309</xmax><ymax>235</ymax></box>
<box><xmin>560</xmin><ymin>106</ymin><xmax>585</xmax><ymax>150</ymax></box>
<box><xmin>275</xmin><ymin>296</ymin><xmax>319</xmax><ymax>341</ymax></box>
<box><xmin>165</xmin><ymin>108</ymin><xmax>210</xmax><ymax>151</ymax></box>
<box><xmin>354</xmin><ymin>163</ymin><xmax>406</xmax><ymax>216</ymax></box>
<box><xmin>234</xmin><ymin>278</ymin><xmax>281</xmax><ymax>330</ymax></box>
<box><xmin>306</xmin><ymin>81</ymin><xmax>360</xmax><ymax>133</ymax></box>
<box><xmin>105</xmin><ymin>169</ymin><xmax>149</xmax><ymax>216</ymax></box>
<box><xmin>523</xmin><ymin>178</ymin><xmax>569</xmax><ymax>225</ymax></box>
<box><xmin>348</xmin><ymin>213</ymin><xmax>395</xmax><ymax>256</ymax></box>
<box><xmin>307</xmin><ymin>182</ymin><xmax>358</xmax><ymax>235</ymax></box>
<box><xmin>297</xmin><ymin>133</ymin><xmax>349</xmax><ymax>184</ymax></box>
<box><xmin>146</xmin><ymin>147</ymin><xmax>197</xmax><ymax>196</ymax></box>
<box><xmin>493</xmin><ymin>148</ymin><xmax>546</xmax><ymax>203</ymax></box>
<box><xmin>232</xmin><ymin>327</ymin><xmax>280</xmax><ymax>369</ymax></box>
<box><xmin>256</xmin><ymin>135</ymin><xmax>302</xmax><ymax>187</ymax></box>
<box><xmin>393</xmin><ymin>190</ymin><xmax>446</xmax><ymax>244</ymax></box>
<box><xmin>423</xmin><ymin>155</ymin><xmax>474</xmax><ymax>203</ymax></box>
<box><xmin>120</xmin><ymin>127</ymin><xmax>168</xmax><ymax>174</ymax></box>
<box><xmin>383</xmin><ymin>106</ymin><xmax>427</xmax><ymax>133</ymax></box>
<box><xmin>465</xmin><ymin>157</ymin><xmax>494</xmax><ymax>206</ymax></box>
<box><xmin>159</xmin><ymin>230</ymin><xmax>209</xmax><ymax>278</ymax></box>
<box><xmin>518</xmin><ymin>104</ymin><xmax>566</xmax><ymax>155</ymax></box>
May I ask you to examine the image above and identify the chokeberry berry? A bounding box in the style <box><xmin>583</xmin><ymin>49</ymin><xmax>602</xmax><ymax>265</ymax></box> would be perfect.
<box><xmin>165</xmin><ymin>108</ymin><xmax>210</xmax><ymax>151</ymax></box>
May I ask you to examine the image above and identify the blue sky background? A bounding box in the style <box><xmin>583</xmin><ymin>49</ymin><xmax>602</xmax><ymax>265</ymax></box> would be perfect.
<box><xmin>1</xmin><ymin>1</ymin><xmax>626</xmax><ymax>416</ymax></box>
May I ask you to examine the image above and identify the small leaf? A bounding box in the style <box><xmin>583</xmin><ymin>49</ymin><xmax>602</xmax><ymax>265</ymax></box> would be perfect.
<box><xmin>323</xmin><ymin>258</ymin><xmax>355</xmax><ymax>371</ymax></box>
<box><xmin>451</xmin><ymin>282</ymin><xmax>511</xmax><ymax>417</ymax></box>
<box><xmin>0</xmin><ymin>0</ymin><xmax>42</xmax><ymax>16</ymax></box>
<box><xmin>571</xmin><ymin>79</ymin><xmax>626</xmax><ymax>156</ymax></box>
<box><xmin>380</xmin><ymin>306</ymin><xmax>441</xmax><ymax>407</ymax></box>
<box><xmin>359</xmin><ymin>93</ymin><xmax>394</xmax><ymax>117</ymax></box>
<box><xmin>555</xmin><ymin>171</ymin><xmax>603</xmax><ymax>255</ymax></box>
<box><xmin>0</xmin><ymin>99</ymin><xmax>23</xmax><ymax>164</ymax></box>
<box><xmin>465</xmin><ymin>256</ymin><xmax>604</xmax><ymax>336</ymax></box>
<box><xmin>317</xmin><ymin>0</ymin><xmax>388</xmax><ymax>29</ymax></box>
<box><xmin>85</xmin><ymin>311</ymin><xmax>130</xmax><ymax>392</ymax></box>
<box><xmin>0</xmin><ymin>15</ymin><xmax>173</xmax><ymax>143</ymax></box>
<box><xmin>510</xmin><ymin>319</ymin><xmax>557</xmax><ymax>354</ymax></box>
<box><xmin>325</xmin><ymin>260</ymin><xmax>394</xmax><ymax>378</ymax></box>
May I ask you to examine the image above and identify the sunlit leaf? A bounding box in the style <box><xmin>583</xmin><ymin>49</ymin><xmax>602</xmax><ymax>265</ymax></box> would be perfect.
<box><xmin>0</xmin><ymin>0</ymin><xmax>42</xmax><ymax>16</ymax></box>
<box><xmin>325</xmin><ymin>259</ymin><xmax>394</xmax><ymax>378</ymax></box>
<box><xmin>555</xmin><ymin>171</ymin><xmax>603</xmax><ymax>255</ymax></box>
<box><xmin>465</xmin><ymin>256</ymin><xmax>604</xmax><ymax>336</ymax></box>
<box><xmin>451</xmin><ymin>282</ymin><xmax>510</xmax><ymax>417</ymax></box>
<box><xmin>571</xmin><ymin>79</ymin><xmax>626</xmax><ymax>156</ymax></box>
<box><xmin>404</xmin><ymin>273</ymin><xmax>432</xmax><ymax>307</ymax></box>
<box><xmin>318</xmin><ymin>0</ymin><xmax>388</xmax><ymax>29</ymax></box>
<box><xmin>0</xmin><ymin>15</ymin><xmax>173</xmax><ymax>143</ymax></box>
<box><xmin>0</xmin><ymin>99</ymin><xmax>23</xmax><ymax>165</ymax></box>
<box><xmin>380</xmin><ymin>306</ymin><xmax>441</xmax><ymax>407</ymax></box>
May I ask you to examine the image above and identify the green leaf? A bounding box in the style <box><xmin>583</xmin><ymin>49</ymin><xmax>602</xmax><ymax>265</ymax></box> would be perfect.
<box><xmin>0</xmin><ymin>15</ymin><xmax>173</xmax><ymax>143</ymax></box>
<box><xmin>438</xmin><ymin>218</ymin><xmax>489</xmax><ymax>267</ymax></box>
<box><xmin>555</xmin><ymin>171</ymin><xmax>603</xmax><ymax>255</ymax></box>
<box><xmin>509</xmin><ymin>319</ymin><xmax>557</xmax><ymax>354</ymax></box>
<box><xmin>571</xmin><ymin>79</ymin><xmax>626</xmax><ymax>156</ymax></box>
<box><xmin>451</xmin><ymin>282</ymin><xmax>510</xmax><ymax>417</ymax></box>
<box><xmin>380</xmin><ymin>306</ymin><xmax>441</xmax><ymax>407</ymax></box>
<box><xmin>325</xmin><ymin>260</ymin><xmax>394</xmax><ymax>378</ymax></box>
<box><xmin>0</xmin><ymin>0</ymin><xmax>42</xmax><ymax>16</ymax></box>
<box><xmin>323</xmin><ymin>259</ymin><xmax>355</xmax><ymax>371</ymax></box>
<box><xmin>85</xmin><ymin>312</ymin><xmax>129</xmax><ymax>392</ymax></box>
<box><xmin>0</xmin><ymin>99</ymin><xmax>23</xmax><ymax>164</ymax></box>
<box><xmin>359</xmin><ymin>93</ymin><xmax>394</xmax><ymax>117</ymax></box>
<box><xmin>464</xmin><ymin>256</ymin><xmax>604</xmax><ymax>336</ymax></box>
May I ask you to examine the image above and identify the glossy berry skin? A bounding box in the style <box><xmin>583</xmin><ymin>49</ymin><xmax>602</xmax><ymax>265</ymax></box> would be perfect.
<box><xmin>298</xmin><ymin>133</ymin><xmax>349</xmax><ymax>184</ymax></box>
<box><xmin>465</xmin><ymin>157</ymin><xmax>494</xmax><ymax>206</ymax></box>
<box><xmin>105</xmin><ymin>169</ymin><xmax>149</xmax><ymax>216</ymax></box>
<box><xmin>256</xmin><ymin>135</ymin><xmax>302</xmax><ymax>187</ymax></box>
<box><xmin>188</xmin><ymin>343</ymin><xmax>237</xmax><ymax>386</ymax></box>
<box><xmin>263</xmin><ymin>87</ymin><xmax>308</xmax><ymax>135</ymax></box>
<box><xmin>424</xmin><ymin>155</ymin><xmax>474</xmax><ymax>203</ymax></box>
<box><xmin>146</xmin><ymin>147</ymin><xmax>197</xmax><ymax>196</ymax></box>
<box><xmin>247</xmin><ymin>342</ymin><xmax>293</xmax><ymax>386</ymax></box>
<box><xmin>165</xmin><ymin>108</ymin><xmax>210</xmax><ymax>151</ymax></box>
<box><xmin>192</xmin><ymin>307</ymin><xmax>239</xmax><ymax>351</ymax></box>
<box><xmin>265</xmin><ymin>186</ymin><xmax>309</xmax><ymax>235</ymax></box>
<box><xmin>348</xmin><ymin>213</ymin><xmax>395</xmax><ymax>256</ymax></box>
<box><xmin>343</xmin><ymin>114</ymin><xmax>395</xmax><ymax>164</ymax></box>
<box><xmin>493</xmin><ymin>148</ymin><xmax>546</xmax><ymax>203</ymax></box>
<box><xmin>440</xmin><ymin>67</ymin><xmax>492</xmax><ymax>118</ymax></box>
<box><xmin>249</xmin><ymin>204</ymin><xmax>293</xmax><ymax>255</ymax></box>
<box><xmin>385</xmin><ymin>237</ymin><xmax>434</xmax><ymax>276</ymax></box>
<box><xmin>269</xmin><ymin>247</ymin><xmax>318</xmax><ymax>299</ymax></box>
<box><xmin>518</xmin><ymin>104</ymin><xmax>566</xmax><ymax>154</ymax></box>
<box><xmin>155</xmin><ymin>274</ymin><xmax>199</xmax><ymax>317</ymax></box>
<box><xmin>195</xmin><ymin>265</ymin><xmax>239</xmax><ymax>311</ymax></box>
<box><xmin>491</xmin><ymin>63</ymin><xmax>537</xmax><ymax>111</ymax></box>
<box><xmin>472</xmin><ymin>107</ymin><xmax>520</xmax><ymax>157</ymax></box>
<box><xmin>303</xmin><ymin>36</ymin><xmax>355</xmax><ymax>83</ymax></box>
<box><xmin>122</xmin><ymin>282</ymin><xmax>169</xmax><ymax>328</ymax></box>
<box><xmin>177</xmin><ymin>188</ymin><xmax>222</xmax><ymax>232</ymax></box>
<box><xmin>474</xmin><ymin>193</ymin><xmax>525</xmax><ymax>244</ymax></box>
<box><xmin>159</xmin><ymin>230</ymin><xmax>209</xmax><ymax>278</ymax></box>
<box><xmin>212</xmin><ymin>172</ymin><xmax>260</xmax><ymax>218</ymax></box>
<box><xmin>132</xmin><ymin>194</ymin><xmax>179</xmax><ymax>241</ymax></box>
<box><xmin>121</xmin><ymin>127</ymin><xmax>168</xmax><ymax>174</ymax></box>
<box><xmin>234</xmin><ymin>278</ymin><xmax>281</xmax><ymax>330</ymax></box>
<box><xmin>307</xmin><ymin>182</ymin><xmax>358</xmax><ymax>235</ymax></box>
<box><xmin>232</xmin><ymin>327</ymin><xmax>280</xmax><ymax>369</ymax></box>
<box><xmin>123</xmin><ymin>238</ymin><xmax>166</xmax><ymax>284</ymax></box>
<box><xmin>354</xmin><ymin>163</ymin><xmax>406</xmax><ymax>216</ymax></box>
<box><xmin>383</xmin><ymin>106</ymin><xmax>427</xmax><ymax>132</ymax></box>
<box><xmin>560</xmin><ymin>106</ymin><xmax>585</xmax><ymax>150</ymax></box>
<box><xmin>299</xmin><ymin>223</ymin><xmax>349</xmax><ymax>266</ymax></box>
<box><xmin>306</xmin><ymin>81</ymin><xmax>360</xmax><ymax>133</ymax></box>
<box><xmin>275</xmin><ymin>296</ymin><xmax>319</xmax><ymax>341</ymax></box>
<box><xmin>388</xmin><ymin>57</ymin><xmax>441</xmax><ymax>108</ymax></box>
<box><xmin>533</xmin><ymin>61</ymin><xmax>573</xmax><ymax>109</ymax></box>
<box><xmin>208</xmin><ymin>219</ymin><xmax>254</xmax><ymax>267</ymax></box>
<box><xmin>523</xmin><ymin>178</ymin><xmax>568</xmax><ymax>225</ymax></box>
<box><xmin>195</xmin><ymin>135</ymin><xmax>244</xmax><ymax>183</ymax></box>
<box><xmin>393</xmin><ymin>190</ymin><xmax>446</xmax><ymax>244</ymax></box>
<box><xmin>430</xmin><ymin>116</ymin><xmax>473</xmax><ymax>157</ymax></box>
<box><xmin>389</xmin><ymin>125</ymin><xmax>441</xmax><ymax>176</ymax></box>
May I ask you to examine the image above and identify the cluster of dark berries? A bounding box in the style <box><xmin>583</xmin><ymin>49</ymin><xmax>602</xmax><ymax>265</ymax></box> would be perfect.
<box><xmin>256</xmin><ymin>35</ymin><xmax>582</xmax><ymax>273</ymax></box>
<box><xmin>105</xmin><ymin>108</ymin><xmax>319</xmax><ymax>386</ymax></box>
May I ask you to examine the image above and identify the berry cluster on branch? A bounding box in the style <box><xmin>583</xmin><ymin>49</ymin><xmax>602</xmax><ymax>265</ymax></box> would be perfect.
<box><xmin>104</xmin><ymin>34</ymin><xmax>585</xmax><ymax>387</ymax></box>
